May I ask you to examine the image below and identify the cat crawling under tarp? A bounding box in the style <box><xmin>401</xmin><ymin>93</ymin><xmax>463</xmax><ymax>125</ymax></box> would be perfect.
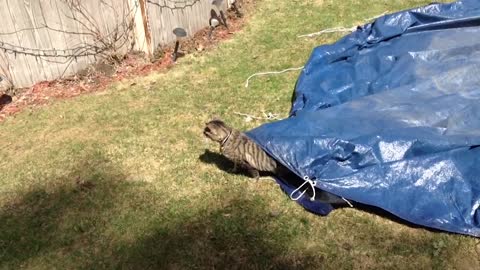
<box><xmin>203</xmin><ymin>118</ymin><xmax>347</xmax><ymax>205</ymax></box>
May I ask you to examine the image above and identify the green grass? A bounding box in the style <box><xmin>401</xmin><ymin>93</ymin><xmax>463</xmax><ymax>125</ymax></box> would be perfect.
<box><xmin>1</xmin><ymin>0</ymin><xmax>478</xmax><ymax>269</ymax></box>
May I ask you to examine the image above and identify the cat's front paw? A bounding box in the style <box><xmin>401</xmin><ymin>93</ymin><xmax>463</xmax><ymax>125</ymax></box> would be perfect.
<box><xmin>248</xmin><ymin>169</ymin><xmax>260</xmax><ymax>180</ymax></box>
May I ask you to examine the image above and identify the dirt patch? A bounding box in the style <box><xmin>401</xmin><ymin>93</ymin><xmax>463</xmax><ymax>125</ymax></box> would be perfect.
<box><xmin>0</xmin><ymin>0</ymin><xmax>253</xmax><ymax>122</ymax></box>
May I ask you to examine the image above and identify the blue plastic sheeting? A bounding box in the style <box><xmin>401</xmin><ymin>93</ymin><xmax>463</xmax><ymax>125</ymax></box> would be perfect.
<box><xmin>246</xmin><ymin>0</ymin><xmax>480</xmax><ymax>237</ymax></box>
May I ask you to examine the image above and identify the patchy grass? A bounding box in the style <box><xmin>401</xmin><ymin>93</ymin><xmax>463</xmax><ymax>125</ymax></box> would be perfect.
<box><xmin>0</xmin><ymin>0</ymin><xmax>478</xmax><ymax>269</ymax></box>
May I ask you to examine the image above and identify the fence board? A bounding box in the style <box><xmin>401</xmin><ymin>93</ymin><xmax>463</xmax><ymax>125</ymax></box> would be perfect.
<box><xmin>3</xmin><ymin>0</ymin><xmax>33</xmax><ymax>87</ymax></box>
<box><xmin>146</xmin><ymin>0</ymin><xmax>227</xmax><ymax>51</ymax></box>
<box><xmin>0</xmin><ymin>0</ymin><xmax>224</xmax><ymax>88</ymax></box>
<box><xmin>27</xmin><ymin>0</ymin><xmax>56</xmax><ymax>80</ymax></box>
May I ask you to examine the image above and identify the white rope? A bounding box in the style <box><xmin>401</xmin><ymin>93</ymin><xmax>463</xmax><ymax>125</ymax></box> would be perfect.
<box><xmin>290</xmin><ymin>176</ymin><xmax>317</xmax><ymax>202</ymax></box>
<box><xmin>261</xmin><ymin>111</ymin><xmax>281</xmax><ymax>120</ymax></box>
<box><xmin>244</xmin><ymin>66</ymin><xmax>304</xmax><ymax>88</ymax></box>
<box><xmin>298</xmin><ymin>11</ymin><xmax>390</xmax><ymax>38</ymax></box>
<box><xmin>289</xmin><ymin>176</ymin><xmax>355</xmax><ymax>206</ymax></box>
<box><xmin>244</xmin><ymin>12</ymin><xmax>390</xmax><ymax>87</ymax></box>
<box><xmin>342</xmin><ymin>197</ymin><xmax>354</xmax><ymax>207</ymax></box>
<box><xmin>298</xmin><ymin>26</ymin><xmax>357</xmax><ymax>38</ymax></box>
<box><xmin>233</xmin><ymin>111</ymin><xmax>282</xmax><ymax>122</ymax></box>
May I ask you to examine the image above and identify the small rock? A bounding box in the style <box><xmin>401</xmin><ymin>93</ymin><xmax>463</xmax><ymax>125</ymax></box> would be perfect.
<box><xmin>269</xmin><ymin>210</ymin><xmax>281</xmax><ymax>217</ymax></box>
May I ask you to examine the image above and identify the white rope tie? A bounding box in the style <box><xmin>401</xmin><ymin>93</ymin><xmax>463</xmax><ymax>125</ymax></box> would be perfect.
<box><xmin>297</xmin><ymin>11</ymin><xmax>390</xmax><ymax>38</ymax></box>
<box><xmin>297</xmin><ymin>26</ymin><xmax>357</xmax><ymax>38</ymax></box>
<box><xmin>244</xmin><ymin>66</ymin><xmax>304</xmax><ymax>88</ymax></box>
<box><xmin>290</xmin><ymin>176</ymin><xmax>317</xmax><ymax>201</ymax></box>
<box><xmin>233</xmin><ymin>111</ymin><xmax>282</xmax><ymax>122</ymax></box>
<box><xmin>289</xmin><ymin>176</ymin><xmax>355</xmax><ymax>207</ymax></box>
<box><xmin>342</xmin><ymin>197</ymin><xmax>354</xmax><ymax>207</ymax></box>
<box><xmin>244</xmin><ymin>12</ymin><xmax>390</xmax><ymax>88</ymax></box>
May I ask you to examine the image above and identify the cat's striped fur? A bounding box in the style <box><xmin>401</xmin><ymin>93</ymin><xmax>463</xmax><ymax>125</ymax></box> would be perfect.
<box><xmin>203</xmin><ymin>119</ymin><xmax>349</xmax><ymax>205</ymax></box>
<box><xmin>203</xmin><ymin>119</ymin><xmax>284</xmax><ymax>179</ymax></box>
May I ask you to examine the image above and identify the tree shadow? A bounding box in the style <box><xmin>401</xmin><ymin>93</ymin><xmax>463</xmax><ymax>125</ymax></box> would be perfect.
<box><xmin>1</xmin><ymin>149</ymin><xmax>472</xmax><ymax>269</ymax></box>
<box><xmin>112</xmin><ymin>191</ymin><xmax>455</xmax><ymax>269</ymax></box>
<box><xmin>198</xmin><ymin>149</ymin><xmax>470</xmax><ymax>235</ymax></box>
<box><xmin>115</xmin><ymin>194</ymin><xmax>322</xmax><ymax>269</ymax></box>
<box><xmin>1</xmin><ymin>149</ymin><xmax>325</xmax><ymax>269</ymax></box>
<box><xmin>0</xmin><ymin>151</ymin><xmax>131</xmax><ymax>269</ymax></box>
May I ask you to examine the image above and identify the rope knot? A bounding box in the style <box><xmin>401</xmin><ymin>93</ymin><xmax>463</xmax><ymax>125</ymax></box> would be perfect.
<box><xmin>290</xmin><ymin>176</ymin><xmax>317</xmax><ymax>201</ymax></box>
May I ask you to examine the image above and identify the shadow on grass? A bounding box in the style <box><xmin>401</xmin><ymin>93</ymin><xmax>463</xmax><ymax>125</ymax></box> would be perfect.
<box><xmin>199</xmin><ymin>149</ymin><xmax>301</xmax><ymax>181</ymax></box>
<box><xmin>199</xmin><ymin>149</ymin><xmax>252</xmax><ymax>178</ymax></box>
<box><xmin>199</xmin><ymin>150</ymin><xmax>472</xmax><ymax>238</ymax></box>
<box><xmin>198</xmin><ymin>149</ymin><xmax>234</xmax><ymax>172</ymax></box>
<box><xmin>119</xmin><ymin>196</ymin><xmax>320</xmax><ymax>269</ymax></box>
<box><xmin>1</xmin><ymin>149</ymin><xmax>472</xmax><ymax>269</ymax></box>
<box><xmin>0</xmin><ymin>149</ymin><xmax>320</xmax><ymax>269</ymax></box>
<box><xmin>354</xmin><ymin>203</ymin><xmax>437</xmax><ymax>230</ymax></box>
<box><xmin>0</xmin><ymin>151</ymin><xmax>132</xmax><ymax>269</ymax></box>
<box><xmin>118</xmin><ymin>194</ymin><xmax>462</xmax><ymax>269</ymax></box>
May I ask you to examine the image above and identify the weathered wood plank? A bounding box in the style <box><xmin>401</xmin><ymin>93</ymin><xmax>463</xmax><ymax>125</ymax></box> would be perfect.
<box><xmin>49</xmin><ymin>0</ymin><xmax>79</xmax><ymax>76</ymax></box>
<box><xmin>0</xmin><ymin>0</ymin><xmax>223</xmax><ymax>88</ymax></box>
<box><xmin>2</xmin><ymin>0</ymin><xmax>34</xmax><ymax>87</ymax></box>
<box><xmin>25</xmin><ymin>0</ymin><xmax>55</xmax><ymax>81</ymax></box>
<box><xmin>147</xmin><ymin>0</ymin><xmax>225</xmax><ymax>51</ymax></box>
<box><xmin>55</xmin><ymin>0</ymin><xmax>94</xmax><ymax>75</ymax></box>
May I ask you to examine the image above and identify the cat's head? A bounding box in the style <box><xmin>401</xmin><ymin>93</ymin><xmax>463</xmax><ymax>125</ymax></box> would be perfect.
<box><xmin>203</xmin><ymin>119</ymin><xmax>231</xmax><ymax>143</ymax></box>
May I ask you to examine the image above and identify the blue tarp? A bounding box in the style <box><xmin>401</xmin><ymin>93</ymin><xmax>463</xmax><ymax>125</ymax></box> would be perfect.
<box><xmin>246</xmin><ymin>0</ymin><xmax>480</xmax><ymax>237</ymax></box>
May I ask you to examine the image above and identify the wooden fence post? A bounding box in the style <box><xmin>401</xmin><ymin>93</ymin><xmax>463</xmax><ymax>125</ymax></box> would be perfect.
<box><xmin>128</xmin><ymin>0</ymin><xmax>153</xmax><ymax>58</ymax></box>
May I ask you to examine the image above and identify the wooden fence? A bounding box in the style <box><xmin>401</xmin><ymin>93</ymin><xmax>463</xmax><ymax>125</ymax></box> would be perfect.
<box><xmin>0</xmin><ymin>0</ymin><xmax>227</xmax><ymax>88</ymax></box>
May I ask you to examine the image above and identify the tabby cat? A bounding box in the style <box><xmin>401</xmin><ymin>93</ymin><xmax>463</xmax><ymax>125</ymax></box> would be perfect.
<box><xmin>203</xmin><ymin>119</ymin><xmax>284</xmax><ymax>179</ymax></box>
<box><xmin>203</xmin><ymin>119</ymin><xmax>349</xmax><ymax>205</ymax></box>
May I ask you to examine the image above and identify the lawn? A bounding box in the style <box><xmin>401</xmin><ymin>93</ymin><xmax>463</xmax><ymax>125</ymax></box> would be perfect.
<box><xmin>0</xmin><ymin>0</ymin><xmax>478</xmax><ymax>269</ymax></box>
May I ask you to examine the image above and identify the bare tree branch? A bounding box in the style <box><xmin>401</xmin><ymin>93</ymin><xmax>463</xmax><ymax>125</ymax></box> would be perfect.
<box><xmin>0</xmin><ymin>0</ymin><xmax>139</xmax><ymax>81</ymax></box>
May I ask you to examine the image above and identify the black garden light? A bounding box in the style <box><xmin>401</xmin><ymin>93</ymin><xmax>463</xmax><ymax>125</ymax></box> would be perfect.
<box><xmin>0</xmin><ymin>75</ymin><xmax>12</xmax><ymax>111</ymax></box>
<box><xmin>220</xmin><ymin>10</ymin><xmax>228</xmax><ymax>29</ymax></box>
<box><xmin>208</xmin><ymin>10</ymin><xmax>221</xmax><ymax>39</ymax></box>
<box><xmin>229</xmin><ymin>0</ymin><xmax>242</xmax><ymax>18</ymax></box>
<box><xmin>0</xmin><ymin>93</ymin><xmax>12</xmax><ymax>110</ymax></box>
<box><xmin>172</xmin><ymin>27</ymin><xmax>187</xmax><ymax>62</ymax></box>
<box><xmin>211</xmin><ymin>0</ymin><xmax>227</xmax><ymax>28</ymax></box>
